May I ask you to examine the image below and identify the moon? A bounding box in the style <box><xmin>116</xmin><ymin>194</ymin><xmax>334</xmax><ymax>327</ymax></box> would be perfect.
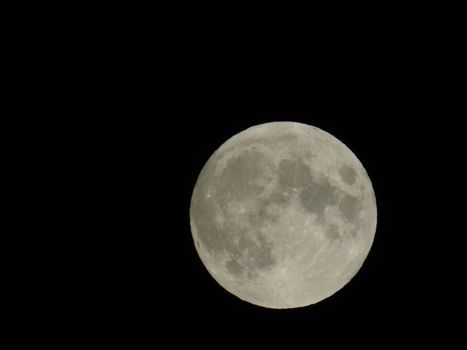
<box><xmin>190</xmin><ymin>122</ymin><xmax>377</xmax><ymax>309</ymax></box>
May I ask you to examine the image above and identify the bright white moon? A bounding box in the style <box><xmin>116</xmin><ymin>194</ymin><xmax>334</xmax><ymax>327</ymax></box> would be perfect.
<box><xmin>190</xmin><ymin>122</ymin><xmax>377</xmax><ymax>308</ymax></box>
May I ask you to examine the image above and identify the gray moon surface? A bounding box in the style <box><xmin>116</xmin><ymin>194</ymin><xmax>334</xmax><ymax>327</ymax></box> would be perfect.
<box><xmin>190</xmin><ymin>122</ymin><xmax>377</xmax><ymax>309</ymax></box>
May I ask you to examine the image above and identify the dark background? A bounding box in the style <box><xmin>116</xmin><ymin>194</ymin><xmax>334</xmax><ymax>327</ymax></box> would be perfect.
<box><xmin>44</xmin><ymin>5</ymin><xmax>465</xmax><ymax>346</ymax></box>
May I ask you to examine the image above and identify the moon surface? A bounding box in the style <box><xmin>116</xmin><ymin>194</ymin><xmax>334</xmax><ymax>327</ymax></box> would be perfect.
<box><xmin>190</xmin><ymin>122</ymin><xmax>377</xmax><ymax>309</ymax></box>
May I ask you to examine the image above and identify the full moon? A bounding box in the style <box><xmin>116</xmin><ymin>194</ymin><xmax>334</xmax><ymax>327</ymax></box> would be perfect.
<box><xmin>190</xmin><ymin>122</ymin><xmax>377</xmax><ymax>309</ymax></box>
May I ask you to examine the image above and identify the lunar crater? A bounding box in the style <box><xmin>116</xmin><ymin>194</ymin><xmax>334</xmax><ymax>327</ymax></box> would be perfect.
<box><xmin>339</xmin><ymin>164</ymin><xmax>357</xmax><ymax>185</ymax></box>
